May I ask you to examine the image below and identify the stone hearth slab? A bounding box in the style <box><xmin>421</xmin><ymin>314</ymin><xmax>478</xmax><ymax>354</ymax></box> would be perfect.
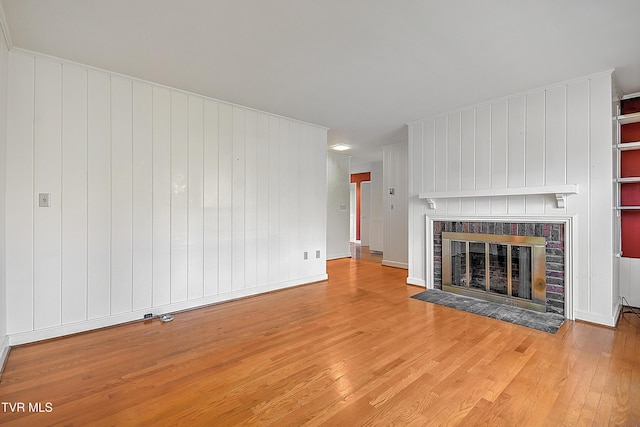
<box><xmin>411</xmin><ymin>289</ymin><xmax>565</xmax><ymax>334</ymax></box>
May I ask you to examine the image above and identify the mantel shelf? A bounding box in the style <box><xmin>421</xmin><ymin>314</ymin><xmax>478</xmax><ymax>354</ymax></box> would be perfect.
<box><xmin>419</xmin><ymin>185</ymin><xmax>579</xmax><ymax>209</ymax></box>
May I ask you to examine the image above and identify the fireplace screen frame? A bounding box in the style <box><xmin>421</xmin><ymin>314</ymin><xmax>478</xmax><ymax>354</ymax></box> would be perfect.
<box><xmin>441</xmin><ymin>232</ymin><xmax>547</xmax><ymax>312</ymax></box>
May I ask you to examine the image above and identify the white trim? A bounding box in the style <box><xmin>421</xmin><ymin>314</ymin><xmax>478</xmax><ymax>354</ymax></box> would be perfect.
<box><xmin>419</xmin><ymin>185</ymin><xmax>578</xmax><ymax>210</ymax></box>
<box><xmin>407</xmin><ymin>277</ymin><xmax>425</xmax><ymax>287</ymax></box>
<box><xmin>0</xmin><ymin>0</ymin><xmax>13</xmax><ymax>50</ymax></box>
<box><xmin>575</xmin><ymin>302</ymin><xmax>621</xmax><ymax>327</ymax></box>
<box><xmin>621</xmin><ymin>91</ymin><xmax>640</xmax><ymax>100</ymax></box>
<box><xmin>621</xmin><ymin>296</ymin><xmax>640</xmax><ymax>309</ymax></box>
<box><xmin>425</xmin><ymin>214</ymin><xmax>576</xmax><ymax>321</ymax></box>
<box><xmin>0</xmin><ymin>335</ymin><xmax>10</xmax><ymax>379</ymax></box>
<box><xmin>382</xmin><ymin>260</ymin><xmax>408</xmax><ymax>269</ymax></box>
<box><xmin>8</xmin><ymin>274</ymin><xmax>328</xmax><ymax>346</ymax></box>
<box><xmin>326</xmin><ymin>253</ymin><xmax>351</xmax><ymax>261</ymax></box>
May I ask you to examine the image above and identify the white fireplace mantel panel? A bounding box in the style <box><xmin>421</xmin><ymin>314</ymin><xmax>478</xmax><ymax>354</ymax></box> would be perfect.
<box><xmin>419</xmin><ymin>184</ymin><xmax>579</xmax><ymax>209</ymax></box>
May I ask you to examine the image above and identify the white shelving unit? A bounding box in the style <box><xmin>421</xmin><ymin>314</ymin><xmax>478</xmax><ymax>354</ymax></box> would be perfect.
<box><xmin>615</xmin><ymin>110</ymin><xmax>640</xmax><ymax>210</ymax></box>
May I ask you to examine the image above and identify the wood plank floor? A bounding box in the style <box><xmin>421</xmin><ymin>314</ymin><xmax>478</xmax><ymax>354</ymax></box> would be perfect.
<box><xmin>1</xmin><ymin>258</ymin><xmax>639</xmax><ymax>426</ymax></box>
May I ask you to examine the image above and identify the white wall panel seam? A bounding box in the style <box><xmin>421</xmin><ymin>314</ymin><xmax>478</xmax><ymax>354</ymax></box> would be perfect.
<box><xmin>130</xmin><ymin>80</ymin><xmax>134</xmax><ymax>309</ymax></box>
<box><xmin>587</xmin><ymin>79</ymin><xmax>592</xmax><ymax>311</ymax></box>
<box><xmin>108</xmin><ymin>75</ymin><xmax>112</xmax><ymax>315</ymax></box>
<box><xmin>59</xmin><ymin>62</ymin><xmax>63</xmax><ymax>321</ymax></box>
<box><xmin>31</xmin><ymin>57</ymin><xmax>35</xmax><ymax>330</ymax></box>
<box><xmin>85</xmin><ymin>68</ymin><xmax>89</xmax><ymax>320</ymax></box>
<box><xmin>488</xmin><ymin>103</ymin><xmax>495</xmax><ymax>212</ymax></box>
<box><xmin>202</xmin><ymin>101</ymin><xmax>205</xmax><ymax>297</ymax></box>
<box><xmin>150</xmin><ymin>88</ymin><xmax>154</xmax><ymax>305</ymax></box>
<box><xmin>186</xmin><ymin>95</ymin><xmax>190</xmax><ymax>296</ymax></box>
<box><xmin>542</xmin><ymin>91</ymin><xmax>547</xmax><ymax>186</ymax></box>
<box><xmin>169</xmin><ymin>92</ymin><xmax>173</xmax><ymax>302</ymax></box>
<box><xmin>564</xmin><ymin>84</ymin><xmax>568</xmax><ymax>187</ymax></box>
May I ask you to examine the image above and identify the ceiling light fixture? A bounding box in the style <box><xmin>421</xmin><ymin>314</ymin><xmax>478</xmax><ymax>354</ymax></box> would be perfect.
<box><xmin>330</xmin><ymin>144</ymin><xmax>351</xmax><ymax>151</ymax></box>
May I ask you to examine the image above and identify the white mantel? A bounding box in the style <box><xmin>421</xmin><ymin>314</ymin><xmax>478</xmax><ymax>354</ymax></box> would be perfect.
<box><xmin>419</xmin><ymin>184</ymin><xmax>579</xmax><ymax>209</ymax></box>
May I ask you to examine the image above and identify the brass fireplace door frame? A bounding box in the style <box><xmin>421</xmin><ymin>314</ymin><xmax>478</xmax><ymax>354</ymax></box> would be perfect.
<box><xmin>441</xmin><ymin>232</ymin><xmax>546</xmax><ymax>312</ymax></box>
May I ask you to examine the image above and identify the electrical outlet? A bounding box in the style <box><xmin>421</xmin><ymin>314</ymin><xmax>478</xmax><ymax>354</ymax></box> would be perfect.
<box><xmin>304</xmin><ymin>251</ymin><xmax>308</xmax><ymax>260</ymax></box>
<box><xmin>316</xmin><ymin>250</ymin><xmax>321</xmax><ymax>259</ymax></box>
<box><xmin>144</xmin><ymin>313</ymin><xmax>153</xmax><ymax>319</ymax></box>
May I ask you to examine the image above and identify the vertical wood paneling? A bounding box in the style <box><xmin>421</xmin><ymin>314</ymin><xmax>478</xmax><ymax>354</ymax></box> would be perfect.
<box><xmin>33</xmin><ymin>59</ymin><xmax>62</xmax><ymax>329</ymax></box>
<box><xmin>434</xmin><ymin>116</ymin><xmax>448</xmax><ymax>212</ymax></box>
<box><xmin>588</xmin><ymin>75</ymin><xmax>614</xmax><ymax>314</ymax></box>
<box><xmin>203</xmin><ymin>100</ymin><xmax>219</xmax><ymax>296</ymax></box>
<box><xmin>87</xmin><ymin>71</ymin><xmax>111</xmax><ymax>319</ymax></box>
<box><xmin>232</xmin><ymin>107</ymin><xmax>246</xmax><ymax>291</ymax></box>
<box><xmin>188</xmin><ymin>96</ymin><xmax>204</xmax><ymax>300</ymax></box>
<box><xmin>110</xmin><ymin>77</ymin><xmax>133</xmax><ymax>315</ymax></box>
<box><xmin>268</xmin><ymin>116</ymin><xmax>280</xmax><ymax>283</ymax></box>
<box><xmin>152</xmin><ymin>87</ymin><xmax>171</xmax><ymax>306</ymax></box>
<box><xmin>525</xmin><ymin>91</ymin><xmax>545</xmax><ymax>213</ymax></box>
<box><xmin>279</xmin><ymin>119</ymin><xmax>293</xmax><ymax>280</ymax></box>
<box><xmin>461</xmin><ymin>109</ymin><xmax>475</xmax><ymax>213</ymax></box>
<box><xmin>422</xmin><ymin>120</ymin><xmax>435</xmax><ymax>193</ymax></box>
<box><xmin>5</xmin><ymin>51</ymin><xmax>328</xmax><ymax>339</ymax></box>
<box><xmin>132</xmin><ymin>82</ymin><xmax>153</xmax><ymax>310</ymax></box>
<box><xmin>256</xmin><ymin>113</ymin><xmax>270</xmax><ymax>286</ymax></box>
<box><xmin>490</xmin><ymin>100</ymin><xmax>508</xmax><ymax>213</ymax></box>
<box><xmin>313</xmin><ymin>127</ymin><xmax>328</xmax><ymax>269</ymax></box>
<box><xmin>244</xmin><ymin>110</ymin><xmax>258</xmax><ymax>288</ymax></box>
<box><xmin>170</xmin><ymin>92</ymin><xmax>188</xmax><ymax>303</ymax></box>
<box><xmin>291</xmin><ymin>122</ymin><xmax>306</xmax><ymax>278</ymax></box>
<box><xmin>507</xmin><ymin>96</ymin><xmax>526</xmax><ymax>213</ymax></box>
<box><xmin>410</xmin><ymin>120</ymin><xmax>424</xmax><ymax>277</ymax></box>
<box><xmin>447</xmin><ymin>113</ymin><xmax>461</xmax><ymax>213</ymax></box>
<box><xmin>61</xmin><ymin>64</ymin><xmax>88</xmax><ymax>324</ymax></box>
<box><xmin>475</xmin><ymin>104</ymin><xmax>491</xmax><ymax>213</ymax></box>
<box><xmin>566</xmin><ymin>80</ymin><xmax>590</xmax><ymax>311</ymax></box>
<box><xmin>6</xmin><ymin>53</ymin><xmax>34</xmax><ymax>333</ymax></box>
<box><xmin>218</xmin><ymin>103</ymin><xmax>233</xmax><ymax>293</ymax></box>
<box><xmin>545</xmin><ymin>85</ymin><xmax>567</xmax><ymax>212</ymax></box>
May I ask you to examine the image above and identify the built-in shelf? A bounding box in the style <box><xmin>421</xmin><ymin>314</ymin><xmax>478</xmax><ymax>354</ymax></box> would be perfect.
<box><xmin>419</xmin><ymin>184</ymin><xmax>579</xmax><ymax>209</ymax></box>
<box><xmin>617</xmin><ymin>177</ymin><xmax>640</xmax><ymax>183</ymax></box>
<box><xmin>617</xmin><ymin>111</ymin><xmax>640</xmax><ymax>125</ymax></box>
<box><xmin>617</xmin><ymin>206</ymin><xmax>640</xmax><ymax>210</ymax></box>
<box><xmin>617</xmin><ymin>141</ymin><xmax>640</xmax><ymax>150</ymax></box>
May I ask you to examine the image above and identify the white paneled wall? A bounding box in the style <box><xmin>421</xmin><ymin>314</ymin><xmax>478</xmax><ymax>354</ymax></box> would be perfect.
<box><xmin>5</xmin><ymin>51</ymin><xmax>328</xmax><ymax>342</ymax></box>
<box><xmin>326</xmin><ymin>152</ymin><xmax>351</xmax><ymax>260</ymax></box>
<box><xmin>0</xmin><ymin>29</ymin><xmax>9</xmax><ymax>360</ymax></box>
<box><xmin>383</xmin><ymin>142</ymin><xmax>408</xmax><ymax>268</ymax></box>
<box><xmin>369</xmin><ymin>161</ymin><xmax>383</xmax><ymax>253</ymax></box>
<box><xmin>408</xmin><ymin>71</ymin><xmax>619</xmax><ymax>326</ymax></box>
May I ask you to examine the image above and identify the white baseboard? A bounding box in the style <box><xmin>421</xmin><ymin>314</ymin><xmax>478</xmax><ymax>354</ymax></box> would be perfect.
<box><xmin>327</xmin><ymin>253</ymin><xmax>351</xmax><ymax>260</ymax></box>
<box><xmin>574</xmin><ymin>303</ymin><xmax>621</xmax><ymax>327</ymax></box>
<box><xmin>406</xmin><ymin>277</ymin><xmax>425</xmax><ymax>287</ymax></box>
<box><xmin>0</xmin><ymin>336</ymin><xmax>11</xmax><ymax>379</ymax></box>
<box><xmin>8</xmin><ymin>274</ymin><xmax>328</xmax><ymax>346</ymax></box>
<box><xmin>621</xmin><ymin>295</ymin><xmax>640</xmax><ymax>309</ymax></box>
<box><xmin>0</xmin><ymin>335</ymin><xmax>10</xmax><ymax>380</ymax></box>
<box><xmin>382</xmin><ymin>260</ymin><xmax>408</xmax><ymax>269</ymax></box>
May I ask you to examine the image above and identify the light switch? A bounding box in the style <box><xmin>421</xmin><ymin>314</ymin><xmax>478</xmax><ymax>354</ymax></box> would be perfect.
<box><xmin>39</xmin><ymin>193</ymin><xmax>51</xmax><ymax>207</ymax></box>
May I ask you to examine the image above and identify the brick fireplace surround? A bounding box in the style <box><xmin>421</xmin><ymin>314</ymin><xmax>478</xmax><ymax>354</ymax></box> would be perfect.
<box><xmin>433</xmin><ymin>221</ymin><xmax>565</xmax><ymax>315</ymax></box>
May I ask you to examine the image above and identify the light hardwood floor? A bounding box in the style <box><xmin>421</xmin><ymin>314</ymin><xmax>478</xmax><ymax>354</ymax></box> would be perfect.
<box><xmin>1</xmin><ymin>258</ymin><xmax>639</xmax><ymax>426</ymax></box>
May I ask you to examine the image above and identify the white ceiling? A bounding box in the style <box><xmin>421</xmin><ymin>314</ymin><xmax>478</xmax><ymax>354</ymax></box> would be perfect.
<box><xmin>2</xmin><ymin>0</ymin><xmax>640</xmax><ymax>166</ymax></box>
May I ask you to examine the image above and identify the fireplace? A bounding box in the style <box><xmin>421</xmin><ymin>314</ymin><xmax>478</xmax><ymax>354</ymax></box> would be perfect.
<box><xmin>433</xmin><ymin>221</ymin><xmax>566</xmax><ymax>315</ymax></box>
<box><xmin>442</xmin><ymin>232</ymin><xmax>546</xmax><ymax>312</ymax></box>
